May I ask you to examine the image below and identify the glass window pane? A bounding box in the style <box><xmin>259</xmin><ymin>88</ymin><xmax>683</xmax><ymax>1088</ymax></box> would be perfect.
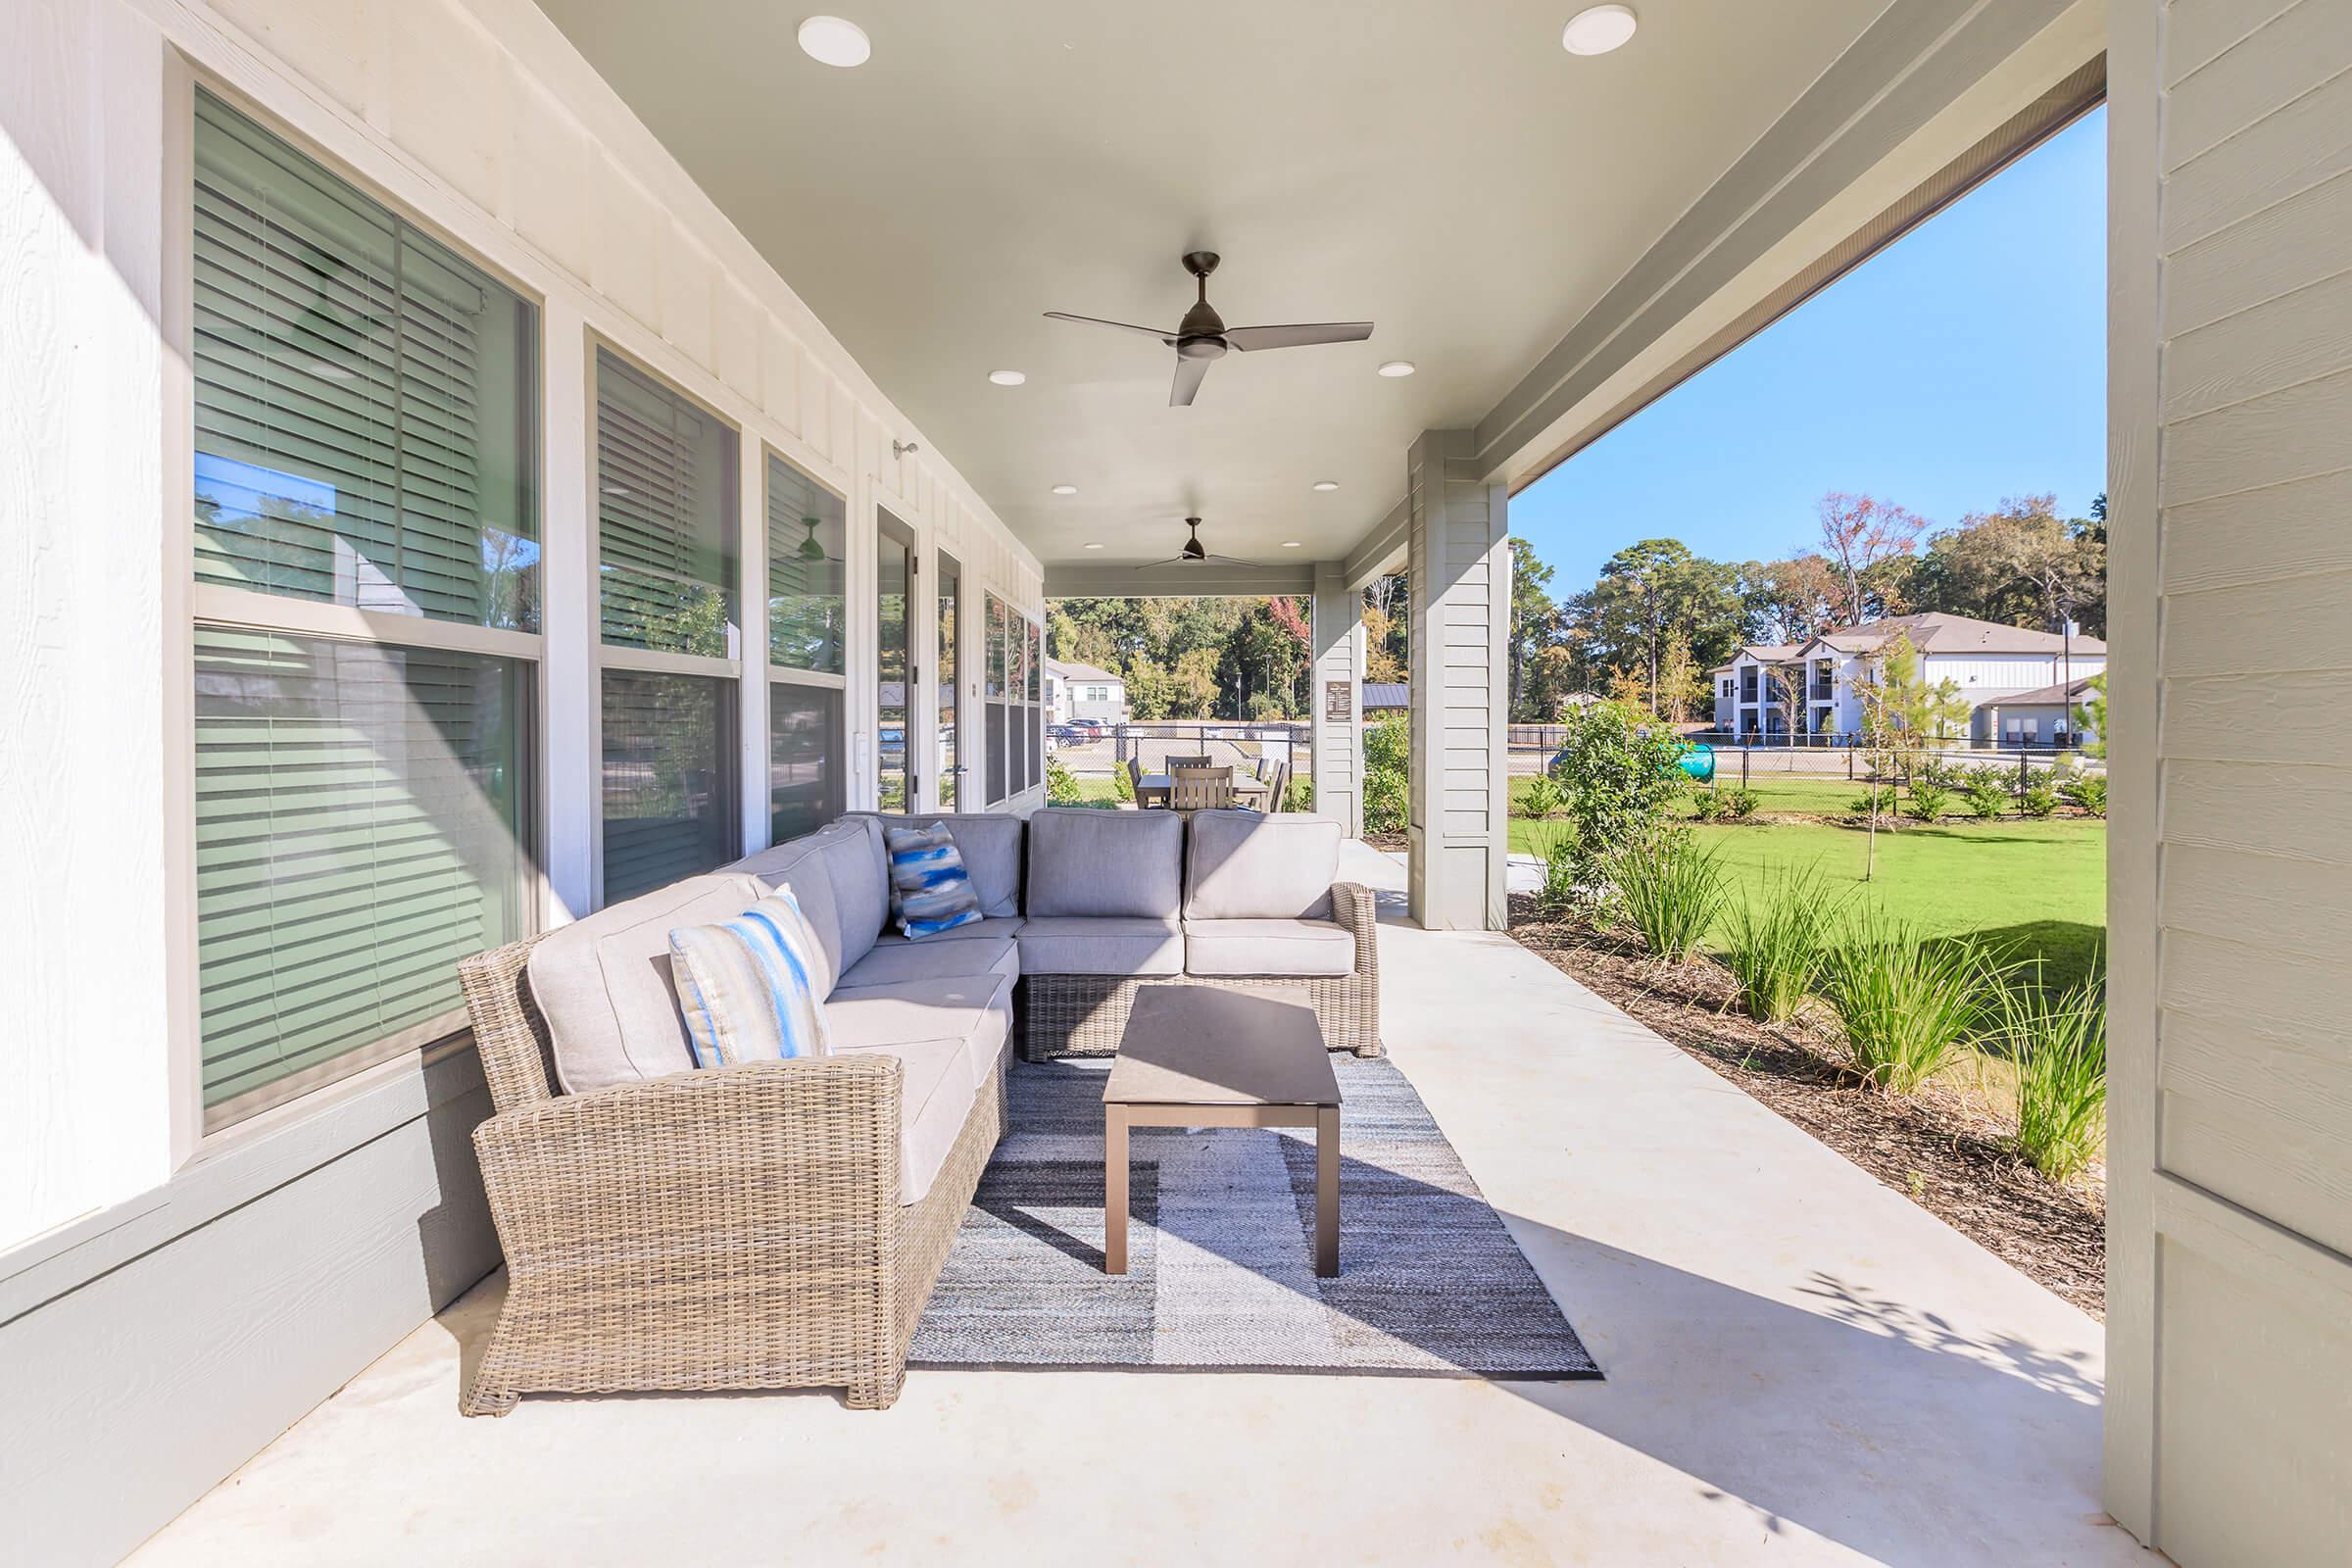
<box><xmin>194</xmin><ymin>626</ymin><xmax>531</xmax><ymax>1121</ymax></box>
<box><xmin>765</xmin><ymin>454</ymin><xmax>845</xmax><ymax>674</ymax></box>
<box><xmin>596</xmin><ymin>351</ymin><xmax>735</xmax><ymax>655</ymax></box>
<box><xmin>937</xmin><ymin>554</ymin><xmax>959</xmax><ymax>809</ymax></box>
<box><xmin>876</xmin><ymin>528</ymin><xmax>909</xmax><ymax>812</ymax></box>
<box><xmin>770</xmin><ymin>681</ymin><xmax>844</xmax><ymax>843</ymax></box>
<box><xmin>192</xmin><ymin>91</ymin><xmax>539</xmax><ymax>631</ymax></box>
<box><xmin>601</xmin><ymin>670</ymin><xmax>736</xmax><ymax>902</ymax></box>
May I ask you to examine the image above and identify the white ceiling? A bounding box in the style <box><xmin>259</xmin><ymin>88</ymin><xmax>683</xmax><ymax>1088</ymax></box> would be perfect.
<box><xmin>537</xmin><ymin>0</ymin><xmax>1889</xmax><ymax>567</ymax></box>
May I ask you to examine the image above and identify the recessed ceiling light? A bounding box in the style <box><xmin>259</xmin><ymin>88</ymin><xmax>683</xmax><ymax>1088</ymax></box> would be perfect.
<box><xmin>1377</xmin><ymin>360</ymin><xmax>1416</xmax><ymax>377</ymax></box>
<box><xmin>1562</xmin><ymin>5</ymin><xmax>1638</xmax><ymax>56</ymax></box>
<box><xmin>988</xmin><ymin>368</ymin><xmax>1026</xmax><ymax>386</ymax></box>
<box><xmin>1083</xmin><ymin>541</ymin><xmax>1104</xmax><ymax>550</ymax></box>
<box><xmin>1311</xmin><ymin>480</ymin><xmax>1340</xmax><ymax>492</ymax></box>
<box><xmin>1051</xmin><ymin>483</ymin><xmax>1078</xmax><ymax>496</ymax></box>
<box><xmin>797</xmin><ymin>15</ymin><xmax>871</xmax><ymax>68</ymax></box>
<box><xmin>1281</xmin><ymin>541</ymin><xmax>1302</xmax><ymax>549</ymax></box>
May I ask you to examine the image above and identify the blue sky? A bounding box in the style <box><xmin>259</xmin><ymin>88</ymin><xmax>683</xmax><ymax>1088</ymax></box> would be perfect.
<box><xmin>1511</xmin><ymin>106</ymin><xmax>2106</xmax><ymax>594</ymax></box>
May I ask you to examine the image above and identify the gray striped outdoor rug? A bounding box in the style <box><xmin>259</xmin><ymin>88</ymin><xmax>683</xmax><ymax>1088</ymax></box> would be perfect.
<box><xmin>908</xmin><ymin>1055</ymin><xmax>1598</xmax><ymax>1378</ymax></box>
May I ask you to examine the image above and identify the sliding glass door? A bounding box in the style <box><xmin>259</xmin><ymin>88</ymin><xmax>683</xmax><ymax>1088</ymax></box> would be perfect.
<box><xmin>875</xmin><ymin>511</ymin><xmax>914</xmax><ymax>811</ymax></box>
<box><xmin>937</xmin><ymin>551</ymin><xmax>963</xmax><ymax>809</ymax></box>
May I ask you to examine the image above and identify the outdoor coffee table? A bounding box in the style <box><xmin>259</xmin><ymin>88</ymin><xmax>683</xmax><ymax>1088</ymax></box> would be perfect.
<box><xmin>1102</xmin><ymin>985</ymin><xmax>1343</xmax><ymax>1277</ymax></box>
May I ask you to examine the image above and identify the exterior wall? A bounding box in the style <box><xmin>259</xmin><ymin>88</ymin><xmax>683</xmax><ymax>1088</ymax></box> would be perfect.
<box><xmin>1</xmin><ymin>0</ymin><xmax>1043</xmax><ymax>1559</ymax></box>
<box><xmin>2108</xmin><ymin>3</ymin><xmax>2352</xmax><ymax>1560</ymax></box>
<box><xmin>1311</xmin><ymin>564</ymin><xmax>1364</xmax><ymax>837</ymax></box>
<box><xmin>1066</xmin><ymin>684</ymin><xmax>1128</xmax><ymax>724</ymax></box>
<box><xmin>1404</xmin><ymin>432</ymin><xmax>1507</xmax><ymax>931</ymax></box>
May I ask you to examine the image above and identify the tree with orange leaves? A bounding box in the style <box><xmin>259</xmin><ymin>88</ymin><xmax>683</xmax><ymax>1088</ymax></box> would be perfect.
<box><xmin>1814</xmin><ymin>491</ymin><xmax>1926</xmax><ymax>624</ymax></box>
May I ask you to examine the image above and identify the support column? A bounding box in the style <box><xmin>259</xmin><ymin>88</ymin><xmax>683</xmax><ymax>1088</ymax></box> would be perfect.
<box><xmin>1309</xmin><ymin>563</ymin><xmax>1363</xmax><ymax>836</ymax></box>
<box><xmin>1404</xmin><ymin>430</ymin><xmax>1508</xmax><ymax>931</ymax></box>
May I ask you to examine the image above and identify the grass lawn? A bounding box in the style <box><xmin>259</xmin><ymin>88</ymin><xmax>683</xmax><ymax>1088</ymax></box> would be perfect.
<box><xmin>1507</xmin><ymin>774</ymin><xmax>2106</xmax><ymax>993</ymax></box>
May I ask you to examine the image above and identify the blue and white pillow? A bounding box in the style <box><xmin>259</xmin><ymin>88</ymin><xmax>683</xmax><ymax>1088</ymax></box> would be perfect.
<box><xmin>884</xmin><ymin>820</ymin><xmax>985</xmax><ymax>940</ymax></box>
<box><xmin>668</xmin><ymin>886</ymin><xmax>832</xmax><ymax>1067</ymax></box>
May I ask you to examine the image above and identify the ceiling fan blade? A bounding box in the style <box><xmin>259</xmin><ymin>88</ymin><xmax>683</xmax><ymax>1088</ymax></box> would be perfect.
<box><xmin>1200</xmin><ymin>553</ymin><xmax>1268</xmax><ymax>568</ymax></box>
<box><xmin>1221</xmin><ymin>321</ymin><xmax>1375</xmax><ymax>352</ymax></box>
<box><xmin>1044</xmin><ymin>312</ymin><xmax>1174</xmax><ymax>342</ymax></box>
<box><xmin>1169</xmin><ymin>355</ymin><xmax>1210</xmax><ymax>407</ymax></box>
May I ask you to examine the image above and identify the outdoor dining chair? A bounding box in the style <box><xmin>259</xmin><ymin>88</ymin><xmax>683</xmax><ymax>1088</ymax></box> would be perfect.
<box><xmin>1169</xmin><ymin>764</ymin><xmax>1235</xmax><ymax>814</ymax></box>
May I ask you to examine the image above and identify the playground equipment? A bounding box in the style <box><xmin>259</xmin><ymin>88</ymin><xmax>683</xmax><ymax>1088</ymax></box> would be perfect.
<box><xmin>1677</xmin><ymin>741</ymin><xmax>1717</xmax><ymax>785</ymax></box>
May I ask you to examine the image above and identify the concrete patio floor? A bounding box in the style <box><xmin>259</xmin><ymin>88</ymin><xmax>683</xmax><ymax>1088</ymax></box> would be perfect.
<box><xmin>132</xmin><ymin>843</ymin><xmax>2139</xmax><ymax>1566</ymax></box>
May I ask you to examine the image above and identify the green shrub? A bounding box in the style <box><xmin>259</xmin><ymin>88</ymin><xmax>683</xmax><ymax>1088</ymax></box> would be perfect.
<box><xmin>1904</xmin><ymin>781</ymin><xmax>1949</xmax><ymax>821</ymax></box>
<box><xmin>1284</xmin><ymin>776</ymin><xmax>1314</xmax><ymax>811</ymax></box>
<box><xmin>1518</xmin><ymin>774</ymin><xmax>1567</xmax><ymax>818</ymax></box>
<box><xmin>1362</xmin><ymin>714</ymin><xmax>1409</xmax><ymax>835</ymax></box>
<box><xmin>1545</xmin><ymin>702</ymin><xmax>1690</xmax><ymax>876</ymax></box>
<box><xmin>1721</xmin><ymin>864</ymin><xmax>1841</xmax><ymax>1023</ymax></box>
<box><xmin>2062</xmin><ymin>772</ymin><xmax>2108</xmax><ymax>817</ymax></box>
<box><xmin>1961</xmin><ymin>770</ymin><xmax>2010</xmax><ymax>820</ymax></box>
<box><xmin>1918</xmin><ymin>757</ymin><xmax>1969</xmax><ymax>790</ymax></box>
<box><xmin>1046</xmin><ymin>756</ymin><xmax>1082</xmax><ymax>805</ymax></box>
<box><xmin>1999</xmin><ymin>973</ymin><xmax>2107</xmax><ymax>1184</ymax></box>
<box><xmin>1824</xmin><ymin>913</ymin><xmax>2002</xmax><ymax>1093</ymax></box>
<box><xmin>1849</xmin><ymin>784</ymin><xmax>1898</xmax><ymax>817</ymax></box>
<box><xmin>1111</xmin><ymin>760</ymin><xmax>1135</xmax><ymax>803</ymax></box>
<box><xmin>1609</xmin><ymin>829</ymin><xmax>1728</xmax><ymax>962</ymax></box>
<box><xmin>1692</xmin><ymin>785</ymin><xmax>1759</xmax><ymax>822</ymax></box>
<box><xmin>2019</xmin><ymin>770</ymin><xmax>2060</xmax><ymax>818</ymax></box>
<box><xmin>1522</xmin><ymin>821</ymin><xmax>1582</xmax><ymax>919</ymax></box>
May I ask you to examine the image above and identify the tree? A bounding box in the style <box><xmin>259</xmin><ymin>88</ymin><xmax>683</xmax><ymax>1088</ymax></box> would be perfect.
<box><xmin>2074</xmin><ymin>672</ymin><xmax>2108</xmax><ymax>760</ymax></box>
<box><xmin>1849</xmin><ymin>631</ymin><xmax>1968</xmax><ymax>877</ymax></box>
<box><xmin>1739</xmin><ymin>555</ymin><xmax>1842</xmax><ymax>644</ymax></box>
<box><xmin>1507</xmin><ymin>536</ymin><xmax>1557</xmax><ymax>720</ymax></box>
<box><xmin>1544</xmin><ymin>701</ymin><xmax>1692</xmax><ymax>879</ymax></box>
<box><xmin>1813</xmin><ymin>491</ymin><xmax>1926</xmax><ymax>624</ymax></box>
<box><xmin>1909</xmin><ymin>493</ymin><xmax>2105</xmax><ymax>637</ymax></box>
<box><xmin>1579</xmin><ymin>539</ymin><xmax>1742</xmax><ymax>713</ymax></box>
<box><xmin>1362</xmin><ymin>573</ymin><xmax>1408</xmax><ymax>684</ymax></box>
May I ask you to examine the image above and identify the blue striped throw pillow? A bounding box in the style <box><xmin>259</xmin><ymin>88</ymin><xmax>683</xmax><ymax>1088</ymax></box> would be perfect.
<box><xmin>667</xmin><ymin>886</ymin><xmax>833</xmax><ymax>1067</ymax></box>
<box><xmin>884</xmin><ymin>820</ymin><xmax>985</xmax><ymax>940</ymax></box>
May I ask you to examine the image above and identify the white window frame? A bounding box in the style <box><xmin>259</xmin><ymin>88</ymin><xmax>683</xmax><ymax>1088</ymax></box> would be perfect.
<box><xmin>762</xmin><ymin>442</ymin><xmax>851</xmax><ymax>842</ymax></box>
<box><xmin>586</xmin><ymin>337</ymin><xmax>746</xmax><ymax>912</ymax></box>
<box><xmin>172</xmin><ymin>74</ymin><xmax>549</xmax><ymax>1143</ymax></box>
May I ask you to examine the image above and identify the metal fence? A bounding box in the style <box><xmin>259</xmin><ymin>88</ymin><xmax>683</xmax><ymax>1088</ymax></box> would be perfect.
<box><xmin>1049</xmin><ymin>721</ymin><xmax>1310</xmax><ymax>797</ymax></box>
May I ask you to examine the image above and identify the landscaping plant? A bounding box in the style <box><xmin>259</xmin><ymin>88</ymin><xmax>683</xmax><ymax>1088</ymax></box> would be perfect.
<box><xmin>2019</xmin><ymin>769</ymin><xmax>2060</xmax><ymax>818</ymax></box>
<box><xmin>1545</xmin><ymin>701</ymin><xmax>1690</xmax><ymax>878</ymax></box>
<box><xmin>1692</xmin><ymin>785</ymin><xmax>1759</xmax><ymax>822</ymax></box>
<box><xmin>1111</xmin><ymin>760</ymin><xmax>1135</xmax><ymax>803</ymax></box>
<box><xmin>1824</xmin><ymin>911</ymin><xmax>2003</xmax><ymax>1093</ymax></box>
<box><xmin>1045</xmin><ymin>755</ymin><xmax>1082</xmax><ymax>805</ymax></box>
<box><xmin>2062</xmin><ymin>772</ymin><xmax>2107</xmax><ymax>817</ymax></box>
<box><xmin>1284</xmin><ymin>776</ymin><xmax>1314</xmax><ymax>811</ymax></box>
<box><xmin>1609</xmin><ymin>829</ymin><xmax>1728</xmax><ymax>962</ymax></box>
<box><xmin>1720</xmin><ymin>863</ymin><xmax>1842</xmax><ymax>1024</ymax></box>
<box><xmin>1999</xmin><ymin>971</ymin><xmax>2107</xmax><ymax>1184</ymax></box>
<box><xmin>1518</xmin><ymin>774</ymin><xmax>1567</xmax><ymax>819</ymax></box>
<box><xmin>1849</xmin><ymin>784</ymin><xmax>1898</xmax><ymax>818</ymax></box>
<box><xmin>1362</xmin><ymin>713</ymin><xmax>1410</xmax><ymax>835</ymax></box>
<box><xmin>1904</xmin><ymin>781</ymin><xmax>1950</xmax><ymax>822</ymax></box>
<box><xmin>1521</xmin><ymin>821</ymin><xmax>1583</xmax><ymax>919</ymax></box>
<box><xmin>1961</xmin><ymin>769</ymin><xmax>2010</xmax><ymax>820</ymax></box>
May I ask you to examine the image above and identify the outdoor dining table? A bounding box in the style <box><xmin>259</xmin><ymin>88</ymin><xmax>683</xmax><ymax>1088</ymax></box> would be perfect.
<box><xmin>1136</xmin><ymin>771</ymin><xmax>1272</xmax><ymax>809</ymax></box>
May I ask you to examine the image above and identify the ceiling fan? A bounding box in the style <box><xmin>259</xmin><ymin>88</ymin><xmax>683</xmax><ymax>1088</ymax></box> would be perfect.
<box><xmin>1047</xmin><ymin>251</ymin><xmax>1373</xmax><ymax>407</ymax></box>
<box><xmin>1138</xmin><ymin>516</ymin><xmax>1261</xmax><ymax>571</ymax></box>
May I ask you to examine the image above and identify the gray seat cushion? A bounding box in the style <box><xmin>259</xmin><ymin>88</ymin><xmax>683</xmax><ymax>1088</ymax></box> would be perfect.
<box><xmin>873</xmin><ymin>913</ymin><xmax>1023</xmax><ymax>945</ymax></box>
<box><xmin>526</xmin><ymin>872</ymin><xmax>768</xmax><ymax>1093</ymax></box>
<box><xmin>838</xmin><ymin>933</ymin><xmax>1019</xmax><ymax>990</ymax></box>
<box><xmin>1184</xmin><ymin>810</ymin><xmax>1342</xmax><ymax>919</ymax></box>
<box><xmin>1025</xmin><ymin>807</ymin><xmax>1184</xmax><ymax>918</ymax></box>
<box><xmin>854</xmin><ymin>811</ymin><xmax>1023</xmax><ymax>917</ymax></box>
<box><xmin>1184</xmin><ymin>917</ymin><xmax>1356</xmax><ymax>978</ymax></box>
<box><xmin>1016</xmin><ymin>916</ymin><xmax>1183</xmax><ymax>977</ymax></box>
<box><xmin>826</xmin><ymin>972</ymin><xmax>1013</xmax><ymax>1199</ymax></box>
<box><xmin>824</xmin><ymin>974</ymin><xmax>1013</xmax><ymax>1064</ymax></box>
<box><xmin>827</xmin><ymin>1035</ymin><xmax>978</xmax><ymax>1205</ymax></box>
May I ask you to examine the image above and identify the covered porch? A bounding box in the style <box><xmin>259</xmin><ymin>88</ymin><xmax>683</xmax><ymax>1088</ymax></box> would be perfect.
<box><xmin>130</xmin><ymin>845</ymin><xmax>2132</xmax><ymax>1566</ymax></box>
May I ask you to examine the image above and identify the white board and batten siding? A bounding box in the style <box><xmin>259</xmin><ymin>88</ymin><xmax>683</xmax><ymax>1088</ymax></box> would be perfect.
<box><xmin>2109</xmin><ymin>2</ymin><xmax>2352</xmax><ymax>1562</ymax></box>
<box><xmin>0</xmin><ymin>1</ymin><xmax>1039</xmax><ymax>1561</ymax></box>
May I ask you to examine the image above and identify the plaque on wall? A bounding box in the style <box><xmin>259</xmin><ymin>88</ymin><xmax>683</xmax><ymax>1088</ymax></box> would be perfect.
<box><xmin>1324</xmin><ymin>680</ymin><xmax>1354</xmax><ymax>722</ymax></box>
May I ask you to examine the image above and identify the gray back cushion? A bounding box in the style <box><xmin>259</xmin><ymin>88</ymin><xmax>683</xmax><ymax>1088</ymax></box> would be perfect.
<box><xmin>815</xmin><ymin>815</ymin><xmax>890</xmax><ymax>972</ymax></box>
<box><xmin>722</xmin><ymin>833</ymin><xmax>847</xmax><ymax>996</ymax></box>
<box><xmin>853</xmin><ymin>811</ymin><xmax>1022</xmax><ymax>917</ymax></box>
<box><xmin>1026</xmin><ymin>808</ymin><xmax>1184</xmax><ymax>918</ymax></box>
<box><xmin>1184</xmin><ymin>810</ymin><xmax>1341</xmax><ymax>919</ymax></box>
<box><xmin>527</xmin><ymin>872</ymin><xmax>767</xmax><ymax>1094</ymax></box>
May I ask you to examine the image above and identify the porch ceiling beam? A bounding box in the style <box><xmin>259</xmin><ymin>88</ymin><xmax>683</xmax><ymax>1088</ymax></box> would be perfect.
<box><xmin>1341</xmin><ymin>495</ymin><xmax>1410</xmax><ymax>593</ymax></box>
<box><xmin>1042</xmin><ymin>561</ymin><xmax>1318</xmax><ymax>599</ymax></box>
<box><xmin>1470</xmin><ymin>0</ymin><xmax>2105</xmax><ymax>493</ymax></box>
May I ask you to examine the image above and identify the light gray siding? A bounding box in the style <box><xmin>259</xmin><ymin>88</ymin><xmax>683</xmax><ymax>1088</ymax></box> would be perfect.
<box><xmin>2109</xmin><ymin>2</ymin><xmax>2352</xmax><ymax>1559</ymax></box>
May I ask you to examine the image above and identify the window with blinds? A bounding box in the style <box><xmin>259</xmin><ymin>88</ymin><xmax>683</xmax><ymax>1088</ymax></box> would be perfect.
<box><xmin>602</xmin><ymin>671</ymin><xmax>736</xmax><ymax>902</ymax></box>
<box><xmin>770</xmin><ymin>682</ymin><xmax>845</xmax><ymax>844</ymax></box>
<box><xmin>765</xmin><ymin>453</ymin><xmax>845</xmax><ymax>673</ymax></box>
<box><xmin>986</xmin><ymin>595</ymin><xmax>1009</xmax><ymax>805</ymax></box>
<box><xmin>194</xmin><ymin>627</ymin><xmax>530</xmax><ymax>1125</ymax></box>
<box><xmin>597</xmin><ymin>351</ymin><xmax>735</xmax><ymax>656</ymax></box>
<box><xmin>984</xmin><ymin>594</ymin><xmax>1042</xmax><ymax>803</ymax></box>
<box><xmin>192</xmin><ymin>91</ymin><xmax>538</xmax><ymax>631</ymax></box>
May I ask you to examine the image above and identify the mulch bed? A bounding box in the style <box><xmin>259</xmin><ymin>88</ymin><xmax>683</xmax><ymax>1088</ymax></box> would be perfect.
<box><xmin>1507</xmin><ymin>896</ymin><xmax>2107</xmax><ymax>1317</ymax></box>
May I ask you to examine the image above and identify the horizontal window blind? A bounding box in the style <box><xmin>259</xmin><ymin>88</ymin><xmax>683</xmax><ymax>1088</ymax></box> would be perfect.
<box><xmin>770</xmin><ymin>682</ymin><xmax>845</xmax><ymax>844</ymax></box>
<box><xmin>192</xmin><ymin>91</ymin><xmax>538</xmax><ymax>631</ymax></box>
<box><xmin>597</xmin><ymin>353</ymin><xmax>733</xmax><ymax>656</ymax></box>
<box><xmin>766</xmin><ymin>453</ymin><xmax>846</xmax><ymax>674</ymax></box>
<box><xmin>194</xmin><ymin>627</ymin><xmax>530</xmax><ymax>1121</ymax></box>
<box><xmin>602</xmin><ymin>670</ymin><xmax>735</xmax><ymax>902</ymax></box>
<box><xmin>986</xmin><ymin>594</ymin><xmax>1009</xmax><ymax>805</ymax></box>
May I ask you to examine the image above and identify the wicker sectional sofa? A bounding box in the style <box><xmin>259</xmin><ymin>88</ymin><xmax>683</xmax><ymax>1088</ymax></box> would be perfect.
<box><xmin>455</xmin><ymin>808</ymin><xmax>1375</xmax><ymax>1414</ymax></box>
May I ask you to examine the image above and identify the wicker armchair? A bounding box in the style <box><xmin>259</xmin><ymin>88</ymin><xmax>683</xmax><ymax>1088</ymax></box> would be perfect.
<box><xmin>1020</xmin><ymin>880</ymin><xmax>1382</xmax><ymax>1060</ymax></box>
<box><xmin>454</xmin><ymin>936</ymin><xmax>1000</xmax><ymax>1415</ymax></box>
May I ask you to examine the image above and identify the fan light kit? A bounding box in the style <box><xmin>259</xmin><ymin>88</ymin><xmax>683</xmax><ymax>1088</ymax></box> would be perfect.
<box><xmin>798</xmin><ymin>16</ymin><xmax>871</xmax><ymax>68</ymax></box>
<box><xmin>988</xmin><ymin>368</ymin><xmax>1026</xmax><ymax>386</ymax></box>
<box><xmin>796</xmin><ymin>516</ymin><xmax>828</xmax><ymax>563</ymax></box>
<box><xmin>1046</xmin><ymin>251</ymin><xmax>1373</xmax><ymax>407</ymax></box>
<box><xmin>1282</xmin><ymin>541</ymin><xmax>1302</xmax><ymax>549</ymax></box>
<box><xmin>1083</xmin><ymin>542</ymin><xmax>1104</xmax><ymax>550</ymax></box>
<box><xmin>1051</xmin><ymin>484</ymin><xmax>1078</xmax><ymax>495</ymax></box>
<box><xmin>1377</xmin><ymin>360</ymin><xmax>1415</xmax><ymax>377</ymax></box>
<box><xmin>1562</xmin><ymin>5</ymin><xmax>1638</xmax><ymax>56</ymax></box>
<box><xmin>1312</xmin><ymin>480</ymin><xmax>1340</xmax><ymax>492</ymax></box>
